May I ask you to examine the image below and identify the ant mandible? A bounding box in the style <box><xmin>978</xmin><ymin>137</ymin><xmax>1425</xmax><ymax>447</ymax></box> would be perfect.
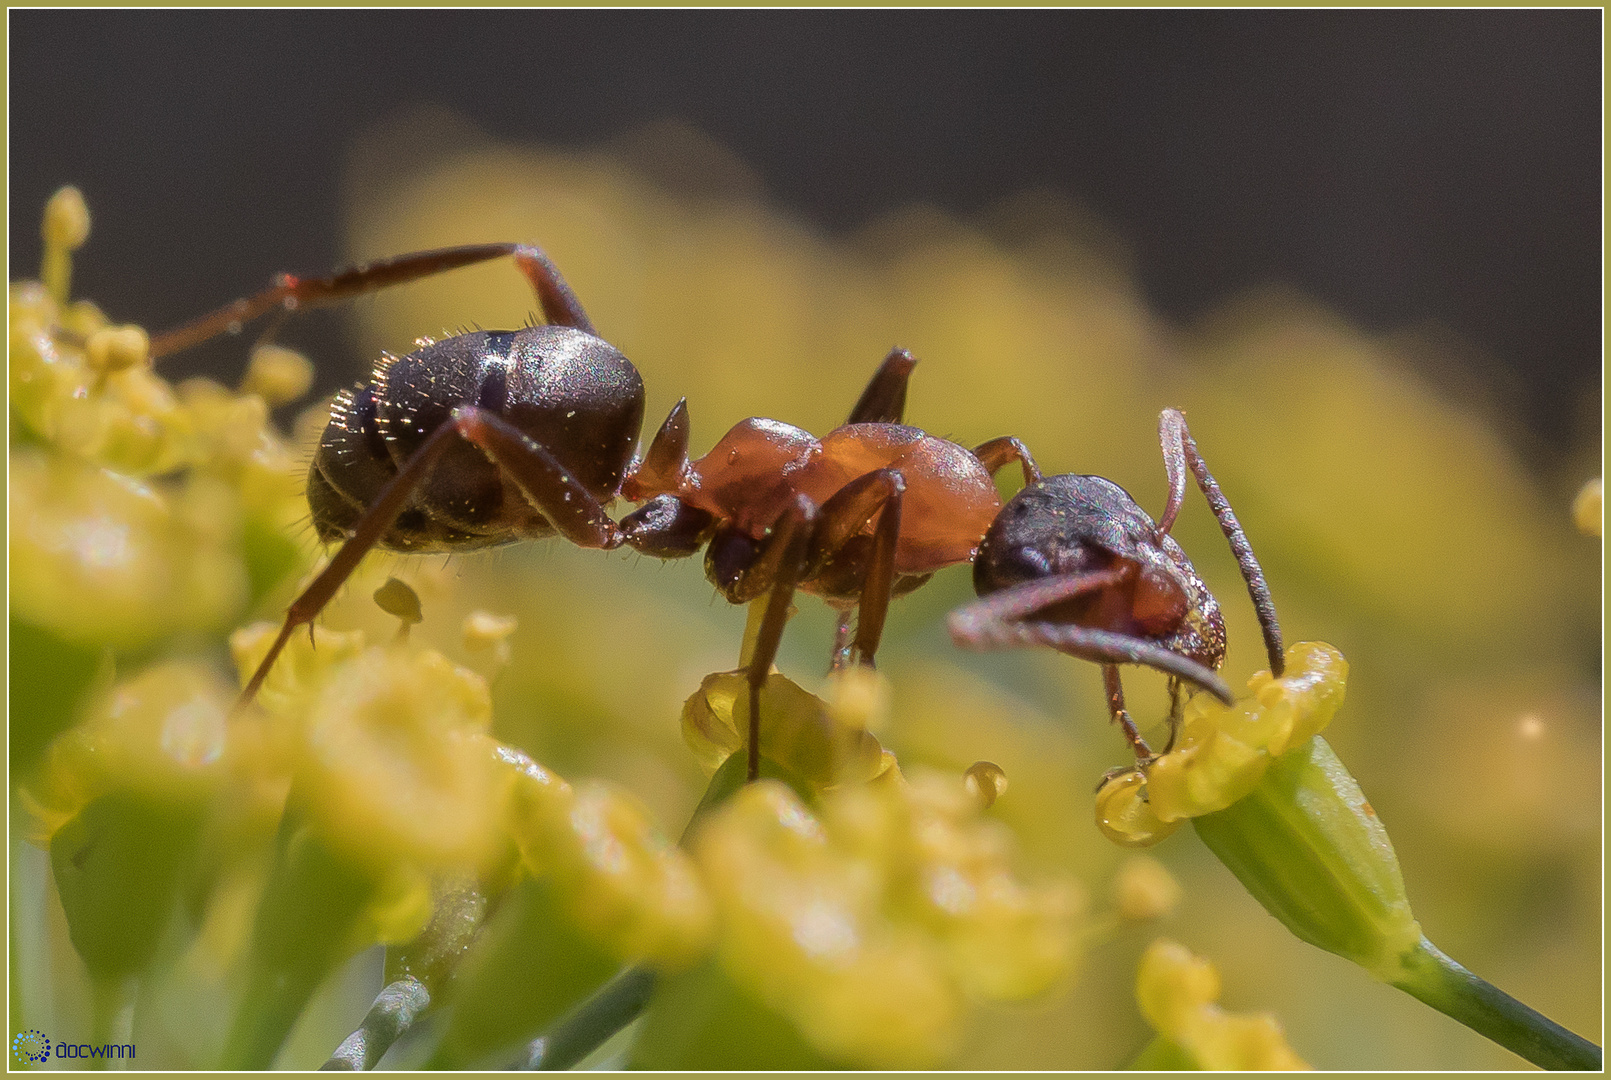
<box><xmin>150</xmin><ymin>242</ymin><xmax>1038</xmax><ymax>782</ymax></box>
<box><xmin>946</xmin><ymin>409</ymin><xmax>1287</xmax><ymax>762</ymax></box>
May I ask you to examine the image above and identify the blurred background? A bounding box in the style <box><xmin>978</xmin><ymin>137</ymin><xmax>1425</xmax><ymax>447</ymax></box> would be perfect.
<box><xmin>10</xmin><ymin>8</ymin><xmax>1602</xmax><ymax>1070</ymax></box>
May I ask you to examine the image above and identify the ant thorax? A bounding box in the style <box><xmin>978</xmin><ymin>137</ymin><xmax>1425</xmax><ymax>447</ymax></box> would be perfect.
<box><xmin>683</xmin><ymin>419</ymin><xmax>1001</xmax><ymax>575</ymax></box>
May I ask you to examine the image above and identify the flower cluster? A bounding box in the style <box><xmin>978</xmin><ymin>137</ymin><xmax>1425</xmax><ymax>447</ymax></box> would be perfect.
<box><xmin>679</xmin><ymin>774</ymin><xmax>1080</xmax><ymax>1069</ymax></box>
<box><xmin>632</xmin><ymin>668</ymin><xmax>1083</xmax><ymax>1070</ymax></box>
<box><xmin>11</xmin><ymin>189</ymin><xmax>307</xmax><ymax>656</ymax></box>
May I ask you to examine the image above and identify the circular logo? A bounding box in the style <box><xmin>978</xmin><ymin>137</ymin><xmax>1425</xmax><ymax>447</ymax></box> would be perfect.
<box><xmin>13</xmin><ymin>1029</ymin><xmax>51</xmax><ymax>1064</ymax></box>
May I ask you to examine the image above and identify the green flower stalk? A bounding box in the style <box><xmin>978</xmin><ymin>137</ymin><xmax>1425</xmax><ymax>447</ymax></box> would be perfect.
<box><xmin>22</xmin><ymin>661</ymin><xmax>236</xmax><ymax>1066</ymax></box>
<box><xmin>220</xmin><ymin>624</ymin><xmax>511</xmax><ymax>1068</ymax></box>
<box><xmin>1195</xmin><ymin>737</ymin><xmax>1600</xmax><ymax>1071</ymax></box>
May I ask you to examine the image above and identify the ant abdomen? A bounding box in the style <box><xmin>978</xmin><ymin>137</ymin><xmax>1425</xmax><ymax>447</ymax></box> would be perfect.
<box><xmin>308</xmin><ymin>326</ymin><xmax>645</xmax><ymax>551</ymax></box>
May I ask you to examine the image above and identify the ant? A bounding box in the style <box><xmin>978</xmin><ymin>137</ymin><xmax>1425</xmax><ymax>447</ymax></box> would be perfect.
<box><xmin>946</xmin><ymin>409</ymin><xmax>1286</xmax><ymax>763</ymax></box>
<box><xmin>152</xmin><ymin>241</ymin><xmax>1281</xmax><ymax>781</ymax></box>
<box><xmin>149</xmin><ymin>242</ymin><xmax>1034</xmax><ymax>782</ymax></box>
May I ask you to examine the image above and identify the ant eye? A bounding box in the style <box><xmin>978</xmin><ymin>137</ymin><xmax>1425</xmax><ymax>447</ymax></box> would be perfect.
<box><xmin>997</xmin><ymin>545</ymin><xmax>1053</xmax><ymax>582</ymax></box>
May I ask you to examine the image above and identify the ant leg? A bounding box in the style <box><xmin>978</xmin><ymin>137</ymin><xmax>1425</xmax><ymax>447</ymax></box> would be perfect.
<box><xmin>1157</xmin><ymin>409</ymin><xmax>1285</xmax><ymax>676</ymax></box>
<box><xmin>451</xmin><ymin>406</ymin><xmax>627</xmax><ymax>549</ymax></box>
<box><xmin>948</xmin><ymin>575</ymin><xmax>1235</xmax><ymax>704</ymax></box>
<box><xmin>1163</xmin><ymin>679</ymin><xmax>1185</xmax><ymax>753</ymax></box>
<box><xmin>973</xmin><ymin>436</ymin><xmax>1044</xmax><ymax>487</ymax></box>
<box><xmin>846</xmin><ymin>348</ymin><xmax>918</xmax><ymax>424</ymax></box>
<box><xmin>829</xmin><ymin>610</ymin><xmax>856</xmax><ymax>674</ymax></box>
<box><xmin>237</xmin><ymin>404</ymin><xmax>624</xmax><ymax>710</ymax></box>
<box><xmin>151</xmin><ymin>242</ymin><xmax>595</xmax><ymax>360</ymax></box>
<box><xmin>508</xmin><ymin>246</ymin><xmax>597</xmax><ymax>335</ymax></box>
<box><xmin>736</xmin><ymin>496</ymin><xmax>820</xmax><ymax>781</ymax></box>
<box><xmin>809</xmin><ymin>469</ymin><xmax>906</xmax><ymax>667</ymax></box>
<box><xmin>1104</xmin><ymin>665</ymin><xmax>1154</xmax><ymax>761</ymax></box>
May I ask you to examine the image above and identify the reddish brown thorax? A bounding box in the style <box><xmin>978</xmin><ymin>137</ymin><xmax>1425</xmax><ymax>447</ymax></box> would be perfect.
<box><xmin>642</xmin><ymin>417</ymin><xmax>1001</xmax><ymax>576</ymax></box>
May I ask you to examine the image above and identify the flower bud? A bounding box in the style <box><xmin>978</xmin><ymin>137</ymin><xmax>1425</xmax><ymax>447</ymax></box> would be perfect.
<box><xmin>509</xmin><ymin>775</ymin><xmax>715</xmax><ymax>971</ymax></box>
<box><xmin>1112</xmin><ymin>855</ymin><xmax>1183</xmax><ymax>922</ymax></box>
<box><xmin>42</xmin><ymin>187</ymin><xmax>91</xmax><ymax>304</ymax></box>
<box><xmin>295</xmin><ymin>644</ymin><xmax>503</xmax><ymax>874</ymax></box>
<box><xmin>85</xmin><ymin>324</ymin><xmax>150</xmax><ymax>375</ymax></box>
<box><xmin>11</xmin><ymin>452</ymin><xmax>248</xmax><ymax>649</ymax></box>
<box><xmin>1192</xmin><ymin>735</ymin><xmax>1423</xmax><ymax>980</ymax></box>
<box><xmin>28</xmin><ymin>660</ymin><xmax>235</xmax><ymax>984</ymax></box>
<box><xmin>1133</xmin><ymin>938</ymin><xmax>1310</xmax><ymax>1070</ymax></box>
<box><xmin>1146</xmin><ymin>642</ymin><xmax>1348</xmax><ymax>823</ymax></box>
<box><xmin>43</xmin><ymin>186</ymin><xmax>91</xmax><ymax>251</ymax></box>
<box><xmin>241</xmin><ymin>344</ymin><xmax>315</xmax><ymax>405</ymax></box>
<box><xmin>24</xmin><ymin>660</ymin><xmax>233</xmax><ymax>839</ymax></box>
<box><xmin>680</xmin><ymin>668</ymin><xmax>884</xmax><ymax>790</ymax></box>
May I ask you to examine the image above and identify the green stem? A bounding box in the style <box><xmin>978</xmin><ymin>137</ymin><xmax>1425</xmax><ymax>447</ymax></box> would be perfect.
<box><xmin>89</xmin><ymin>978</ymin><xmax>135</xmax><ymax>1070</ymax></box>
<box><xmin>1388</xmin><ymin>936</ymin><xmax>1600</xmax><ymax>1071</ymax></box>
<box><xmin>220</xmin><ymin>804</ymin><xmax>380</xmax><ymax>1069</ymax></box>
<box><xmin>320</xmin><ymin>977</ymin><xmax>431</xmax><ymax>1071</ymax></box>
<box><xmin>513</xmin><ymin>966</ymin><xmax>659</xmax><ymax>1070</ymax></box>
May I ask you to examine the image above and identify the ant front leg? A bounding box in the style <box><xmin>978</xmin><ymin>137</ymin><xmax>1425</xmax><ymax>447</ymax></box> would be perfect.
<box><xmin>947</xmin><ymin>573</ymin><xmax>1236</xmax><ymax>705</ymax></box>
<box><xmin>1103</xmin><ymin>665</ymin><xmax>1155</xmax><ymax>763</ymax></box>
<box><xmin>150</xmin><ymin>242</ymin><xmax>594</xmax><ymax>360</ymax></box>
<box><xmin>973</xmin><ymin>436</ymin><xmax>1043</xmax><ymax>488</ymax></box>
<box><xmin>1157</xmin><ymin>409</ymin><xmax>1284</xmax><ymax>675</ymax></box>
<box><xmin>237</xmin><ymin>405</ymin><xmax>625</xmax><ymax>710</ymax></box>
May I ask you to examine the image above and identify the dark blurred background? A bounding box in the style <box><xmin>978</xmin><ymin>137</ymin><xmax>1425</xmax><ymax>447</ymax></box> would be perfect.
<box><xmin>10</xmin><ymin>8</ymin><xmax>1602</xmax><ymax>474</ymax></box>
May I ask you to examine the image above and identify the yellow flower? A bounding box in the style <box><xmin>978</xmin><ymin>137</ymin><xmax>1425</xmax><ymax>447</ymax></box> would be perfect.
<box><xmin>1097</xmin><ymin>642</ymin><xmax>1348</xmax><ymax>846</ymax></box>
<box><xmin>680</xmin><ymin>667</ymin><xmax>886</xmax><ymax>789</ymax></box>
<box><xmin>502</xmin><ymin>746</ymin><xmax>714</xmax><ymax>971</ymax></box>
<box><xmin>1136</xmin><ymin>938</ymin><xmax>1310</xmax><ymax>1070</ymax></box>
<box><xmin>1112</xmin><ymin>855</ymin><xmax>1183</xmax><ymax>922</ymax></box>
<box><xmin>22</xmin><ymin>660</ymin><xmax>235</xmax><ymax>843</ymax></box>
<box><xmin>232</xmin><ymin>622</ymin><xmax>504</xmax><ymax>875</ymax></box>
<box><xmin>691</xmin><ymin>772</ymin><xmax>1081</xmax><ymax>1069</ymax></box>
<box><xmin>240</xmin><ymin>343</ymin><xmax>315</xmax><ymax>406</ymax></box>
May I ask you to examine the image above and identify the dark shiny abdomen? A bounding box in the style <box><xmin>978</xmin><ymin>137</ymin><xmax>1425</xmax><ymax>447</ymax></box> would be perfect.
<box><xmin>307</xmin><ymin>325</ymin><xmax>644</xmax><ymax>552</ymax></box>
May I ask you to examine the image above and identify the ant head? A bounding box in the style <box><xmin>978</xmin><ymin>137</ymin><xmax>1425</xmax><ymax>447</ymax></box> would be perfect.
<box><xmin>973</xmin><ymin>474</ymin><xmax>1163</xmax><ymax>594</ymax></box>
<box><xmin>973</xmin><ymin>473</ymin><xmax>1226</xmax><ymax>673</ymax></box>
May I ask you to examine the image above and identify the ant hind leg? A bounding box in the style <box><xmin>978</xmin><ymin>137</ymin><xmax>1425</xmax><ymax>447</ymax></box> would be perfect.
<box><xmin>236</xmin><ymin>404</ymin><xmax>625</xmax><ymax>712</ymax></box>
<box><xmin>151</xmin><ymin>242</ymin><xmax>596</xmax><ymax>360</ymax></box>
